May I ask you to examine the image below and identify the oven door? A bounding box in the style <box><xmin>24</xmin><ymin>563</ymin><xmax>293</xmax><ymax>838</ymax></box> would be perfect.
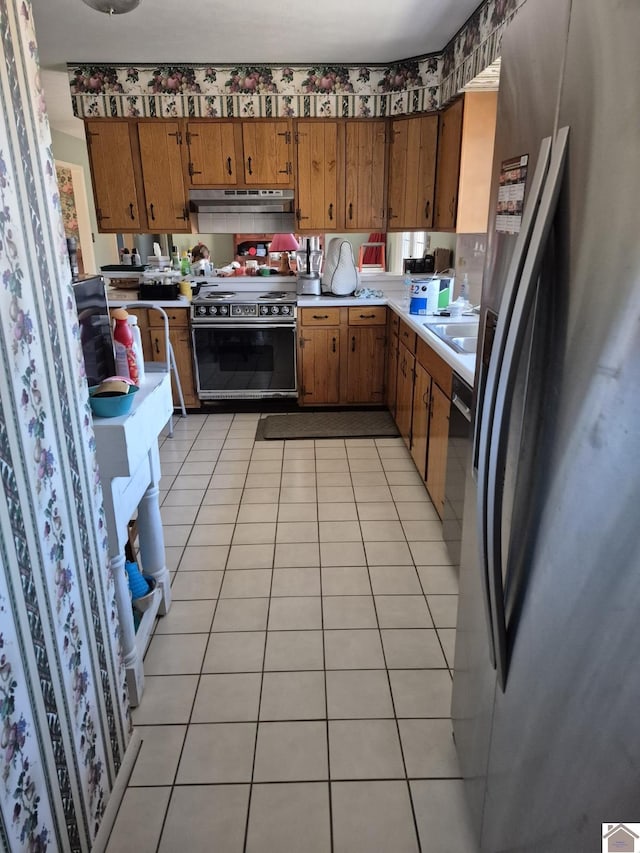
<box><xmin>192</xmin><ymin>323</ymin><xmax>297</xmax><ymax>399</ymax></box>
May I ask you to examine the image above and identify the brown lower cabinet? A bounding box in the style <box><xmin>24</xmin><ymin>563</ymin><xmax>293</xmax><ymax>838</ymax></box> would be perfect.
<box><xmin>388</xmin><ymin>310</ymin><xmax>453</xmax><ymax>518</ymax></box>
<box><xmin>126</xmin><ymin>307</ymin><xmax>199</xmax><ymax>409</ymax></box>
<box><xmin>298</xmin><ymin>306</ymin><xmax>386</xmax><ymax>406</ymax></box>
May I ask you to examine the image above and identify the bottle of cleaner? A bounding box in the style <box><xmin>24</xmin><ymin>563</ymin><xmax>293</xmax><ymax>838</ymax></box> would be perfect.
<box><xmin>126</xmin><ymin>314</ymin><xmax>145</xmax><ymax>383</ymax></box>
<box><xmin>112</xmin><ymin>308</ymin><xmax>139</xmax><ymax>384</ymax></box>
<box><xmin>180</xmin><ymin>251</ymin><xmax>191</xmax><ymax>276</ymax></box>
<box><xmin>460</xmin><ymin>273</ymin><xmax>470</xmax><ymax>302</ymax></box>
<box><xmin>171</xmin><ymin>246</ymin><xmax>181</xmax><ymax>271</ymax></box>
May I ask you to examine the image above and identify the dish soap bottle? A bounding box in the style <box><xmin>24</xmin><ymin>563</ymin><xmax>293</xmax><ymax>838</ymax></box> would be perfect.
<box><xmin>180</xmin><ymin>251</ymin><xmax>191</xmax><ymax>276</ymax></box>
<box><xmin>460</xmin><ymin>273</ymin><xmax>470</xmax><ymax>303</ymax></box>
<box><xmin>171</xmin><ymin>246</ymin><xmax>181</xmax><ymax>271</ymax></box>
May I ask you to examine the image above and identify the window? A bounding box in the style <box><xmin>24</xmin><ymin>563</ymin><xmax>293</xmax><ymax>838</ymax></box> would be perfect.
<box><xmin>401</xmin><ymin>231</ymin><xmax>428</xmax><ymax>259</ymax></box>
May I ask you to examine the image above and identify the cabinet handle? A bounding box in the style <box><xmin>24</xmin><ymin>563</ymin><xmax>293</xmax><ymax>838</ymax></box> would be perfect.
<box><xmin>278</xmin><ymin>130</ymin><xmax>292</xmax><ymax>144</ymax></box>
<box><xmin>312</xmin><ymin>314</ymin><xmax>329</xmax><ymax>320</ymax></box>
<box><xmin>227</xmin><ymin>156</ymin><xmax>233</xmax><ymax>176</ymax></box>
<box><xmin>388</xmin><ymin>206</ymin><xmax>397</xmax><ymax>220</ymax></box>
<box><xmin>154</xmin><ymin>336</ymin><xmax>160</xmax><ymax>355</ymax></box>
<box><xmin>359</xmin><ymin>313</ymin><xmax>376</xmax><ymax>319</ymax></box>
<box><xmin>449</xmin><ymin>198</ymin><xmax>455</xmax><ymax>216</ymax></box>
<box><xmin>168</xmin><ymin>131</ymin><xmax>182</xmax><ymax>145</ymax></box>
<box><xmin>328</xmin><ymin>202</ymin><xmax>334</xmax><ymax>221</ymax></box>
<box><xmin>297</xmin><ymin>208</ymin><xmax>309</xmax><ymax>221</ymax></box>
<box><xmin>424</xmin><ymin>200</ymin><xmax>430</xmax><ymax>220</ymax></box>
<box><xmin>247</xmin><ymin>156</ymin><xmax>253</xmax><ymax>175</ymax></box>
<box><xmin>96</xmin><ymin>208</ymin><xmax>109</xmax><ymax>223</ymax></box>
<box><xmin>188</xmin><ymin>162</ymin><xmax>202</xmax><ymax>177</ymax></box>
<box><xmin>351</xmin><ymin>336</ymin><xmax>356</xmax><ymax>353</ymax></box>
<box><xmin>129</xmin><ymin>203</ymin><xmax>135</xmax><ymax>220</ymax></box>
<box><xmin>149</xmin><ymin>203</ymin><xmax>156</xmax><ymax>221</ymax></box>
<box><xmin>423</xmin><ymin>391</ymin><xmax>429</xmax><ymax>405</ymax></box>
<box><xmin>332</xmin><ymin>337</ymin><xmax>336</xmax><ymax>353</ymax></box>
<box><xmin>279</xmin><ymin>162</ymin><xmax>293</xmax><ymax>175</ymax></box>
<box><xmin>348</xmin><ymin>202</ymin><xmax>353</xmax><ymax>220</ymax></box>
<box><xmin>177</xmin><ymin>206</ymin><xmax>189</xmax><ymax>221</ymax></box>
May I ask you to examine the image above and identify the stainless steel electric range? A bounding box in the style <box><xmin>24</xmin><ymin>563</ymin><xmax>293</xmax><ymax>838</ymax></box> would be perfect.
<box><xmin>190</xmin><ymin>284</ymin><xmax>298</xmax><ymax>400</ymax></box>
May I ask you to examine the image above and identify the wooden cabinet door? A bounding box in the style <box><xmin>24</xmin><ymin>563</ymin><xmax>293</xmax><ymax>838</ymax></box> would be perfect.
<box><xmin>395</xmin><ymin>342</ymin><xmax>415</xmax><ymax>448</ymax></box>
<box><xmin>242</xmin><ymin>120</ymin><xmax>293</xmax><ymax>185</ymax></box>
<box><xmin>186</xmin><ymin>121</ymin><xmax>239</xmax><ymax>186</ymax></box>
<box><xmin>386</xmin><ymin>330</ymin><xmax>398</xmax><ymax>415</ymax></box>
<box><xmin>85</xmin><ymin>120</ymin><xmax>142</xmax><ymax>232</ymax></box>
<box><xmin>426</xmin><ymin>382</ymin><xmax>450</xmax><ymax>517</ymax></box>
<box><xmin>388</xmin><ymin>115</ymin><xmax>438</xmax><ymax>229</ymax></box>
<box><xmin>295</xmin><ymin>121</ymin><xmax>339</xmax><ymax>231</ymax></box>
<box><xmin>298</xmin><ymin>327</ymin><xmax>341</xmax><ymax>405</ymax></box>
<box><xmin>346</xmin><ymin>326</ymin><xmax>386</xmax><ymax>404</ymax></box>
<box><xmin>137</xmin><ymin>121</ymin><xmax>190</xmax><ymax>232</ymax></box>
<box><xmin>345</xmin><ymin>120</ymin><xmax>386</xmax><ymax>230</ymax></box>
<box><xmin>435</xmin><ymin>97</ymin><xmax>464</xmax><ymax>230</ymax></box>
<box><xmin>411</xmin><ymin>361</ymin><xmax>431</xmax><ymax>480</ymax></box>
<box><xmin>147</xmin><ymin>323</ymin><xmax>199</xmax><ymax>409</ymax></box>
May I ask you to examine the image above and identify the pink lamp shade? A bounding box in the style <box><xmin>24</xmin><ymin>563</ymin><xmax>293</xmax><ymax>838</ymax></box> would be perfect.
<box><xmin>269</xmin><ymin>233</ymin><xmax>299</xmax><ymax>252</ymax></box>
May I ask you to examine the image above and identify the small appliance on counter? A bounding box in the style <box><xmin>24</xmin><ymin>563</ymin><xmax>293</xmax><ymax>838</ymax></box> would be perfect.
<box><xmin>322</xmin><ymin>238</ymin><xmax>359</xmax><ymax>296</ymax></box>
<box><xmin>296</xmin><ymin>238</ymin><xmax>322</xmax><ymax>295</ymax></box>
<box><xmin>403</xmin><ymin>254</ymin><xmax>435</xmax><ymax>275</ymax></box>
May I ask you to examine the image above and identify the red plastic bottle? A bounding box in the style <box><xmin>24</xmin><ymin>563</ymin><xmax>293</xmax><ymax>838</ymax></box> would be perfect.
<box><xmin>112</xmin><ymin>308</ymin><xmax>139</xmax><ymax>384</ymax></box>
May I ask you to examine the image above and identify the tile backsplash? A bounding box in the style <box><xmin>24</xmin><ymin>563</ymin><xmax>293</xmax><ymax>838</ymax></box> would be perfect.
<box><xmin>454</xmin><ymin>233</ymin><xmax>487</xmax><ymax>304</ymax></box>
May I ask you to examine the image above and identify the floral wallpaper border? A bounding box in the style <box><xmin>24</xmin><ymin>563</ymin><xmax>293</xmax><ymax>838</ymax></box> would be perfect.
<box><xmin>67</xmin><ymin>0</ymin><xmax>518</xmax><ymax>121</ymax></box>
<box><xmin>1</xmin><ymin>1</ymin><xmax>129</xmax><ymax>850</ymax></box>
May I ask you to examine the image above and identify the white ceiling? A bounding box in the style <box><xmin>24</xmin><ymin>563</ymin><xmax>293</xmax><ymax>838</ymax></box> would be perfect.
<box><xmin>32</xmin><ymin>0</ymin><xmax>482</xmax><ymax>138</ymax></box>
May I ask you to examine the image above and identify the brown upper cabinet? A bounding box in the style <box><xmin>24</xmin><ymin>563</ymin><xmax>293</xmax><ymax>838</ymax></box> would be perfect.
<box><xmin>344</xmin><ymin>121</ymin><xmax>387</xmax><ymax>231</ymax></box>
<box><xmin>295</xmin><ymin>119</ymin><xmax>386</xmax><ymax>233</ymax></box>
<box><xmin>85</xmin><ymin>119</ymin><xmax>190</xmax><ymax>233</ymax></box>
<box><xmin>184</xmin><ymin>119</ymin><xmax>294</xmax><ymax>188</ymax></box>
<box><xmin>434</xmin><ymin>97</ymin><xmax>464</xmax><ymax>230</ymax></box>
<box><xmin>241</xmin><ymin>120</ymin><xmax>294</xmax><ymax>186</ymax></box>
<box><xmin>85</xmin><ymin>120</ymin><xmax>142</xmax><ymax>232</ymax></box>
<box><xmin>185</xmin><ymin>120</ymin><xmax>241</xmax><ymax>186</ymax></box>
<box><xmin>387</xmin><ymin>114</ymin><xmax>438</xmax><ymax>230</ymax></box>
<box><xmin>295</xmin><ymin>121</ymin><xmax>339</xmax><ymax>231</ymax></box>
<box><xmin>137</xmin><ymin>121</ymin><xmax>191</xmax><ymax>232</ymax></box>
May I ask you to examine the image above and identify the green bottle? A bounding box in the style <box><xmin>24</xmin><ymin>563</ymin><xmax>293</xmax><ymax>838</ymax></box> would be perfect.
<box><xmin>180</xmin><ymin>252</ymin><xmax>191</xmax><ymax>276</ymax></box>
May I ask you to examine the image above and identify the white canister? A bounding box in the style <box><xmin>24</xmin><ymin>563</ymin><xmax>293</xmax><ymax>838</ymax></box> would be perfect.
<box><xmin>126</xmin><ymin>315</ymin><xmax>145</xmax><ymax>382</ymax></box>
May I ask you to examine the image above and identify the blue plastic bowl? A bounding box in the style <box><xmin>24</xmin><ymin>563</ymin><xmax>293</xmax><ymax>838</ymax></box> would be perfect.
<box><xmin>88</xmin><ymin>384</ymin><xmax>139</xmax><ymax>418</ymax></box>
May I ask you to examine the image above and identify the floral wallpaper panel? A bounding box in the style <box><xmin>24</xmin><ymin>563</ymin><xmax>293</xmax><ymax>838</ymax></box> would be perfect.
<box><xmin>1</xmin><ymin>1</ymin><xmax>129</xmax><ymax>851</ymax></box>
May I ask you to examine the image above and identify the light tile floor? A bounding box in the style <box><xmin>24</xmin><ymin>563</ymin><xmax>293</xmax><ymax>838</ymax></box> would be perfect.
<box><xmin>106</xmin><ymin>412</ymin><xmax>478</xmax><ymax>853</ymax></box>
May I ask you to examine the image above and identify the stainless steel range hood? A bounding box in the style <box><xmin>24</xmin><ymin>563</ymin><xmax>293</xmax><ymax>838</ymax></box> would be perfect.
<box><xmin>189</xmin><ymin>188</ymin><xmax>294</xmax><ymax>214</ymax></box>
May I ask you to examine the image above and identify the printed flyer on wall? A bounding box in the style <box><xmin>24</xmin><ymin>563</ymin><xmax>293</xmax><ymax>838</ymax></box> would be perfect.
<box><xmin>496</xmin><ymin>154</ymin><xmax>528</xmax><ymax>234</ymax></box>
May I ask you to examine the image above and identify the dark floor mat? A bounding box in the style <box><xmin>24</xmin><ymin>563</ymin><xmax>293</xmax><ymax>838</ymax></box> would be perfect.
<box><xmin>256</xmin><ymin>410</ymin><xmax>399</xmax><ymax>440</ymax></box>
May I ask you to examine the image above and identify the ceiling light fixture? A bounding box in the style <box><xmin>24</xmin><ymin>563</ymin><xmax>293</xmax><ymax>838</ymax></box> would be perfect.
<box><xmin>81</xmin><ymin>0</ymin><xmax>141</xmax><ymax>14</ymax></box>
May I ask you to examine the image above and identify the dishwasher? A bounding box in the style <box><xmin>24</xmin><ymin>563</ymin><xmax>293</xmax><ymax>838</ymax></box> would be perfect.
<box><xmin>442</xmin><ymin>373</ymin><xmax>473</xmax><ymax>565</ymax></box>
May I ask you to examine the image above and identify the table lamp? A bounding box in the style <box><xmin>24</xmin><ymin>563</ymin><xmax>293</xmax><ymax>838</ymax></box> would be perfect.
<box><xmin>269</xmin><ymin>234</ymin><xmax>299</xmax><ymax>276</ymax></box>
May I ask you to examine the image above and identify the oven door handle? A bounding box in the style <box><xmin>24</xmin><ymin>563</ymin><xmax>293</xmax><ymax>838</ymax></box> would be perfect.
<box><xmin>192</xmin><ymin>323</ymin><xmax>296</xmax><ymax>330</ymax></box>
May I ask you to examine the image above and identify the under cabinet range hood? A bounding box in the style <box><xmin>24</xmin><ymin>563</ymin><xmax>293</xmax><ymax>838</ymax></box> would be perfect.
<box><xmin>189</xmin><ymin>188</ymin><xmax>294</xmax><ymax>214</ymax></box>
<box><xmin>189</xmin><ymin>188</ymin><xmax>296</xmax><ymax>233</ymax></box>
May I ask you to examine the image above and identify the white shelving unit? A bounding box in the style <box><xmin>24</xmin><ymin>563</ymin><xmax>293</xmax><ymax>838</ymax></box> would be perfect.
<box><xmin>92</xmin><ymin>368</ymin><xmax>173</xmax><ymax>706</ymax></box>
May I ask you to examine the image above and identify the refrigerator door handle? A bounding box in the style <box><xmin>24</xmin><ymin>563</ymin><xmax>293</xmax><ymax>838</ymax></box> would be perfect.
<box><xmin>476</xmin><ymin>136</ymin><xmax>553</xmax><ymax>671</ymax></box>
<box><xmin>487</xmin><ymin>126</ymin><xmax>570</xmax><ymax>691</ymax></box>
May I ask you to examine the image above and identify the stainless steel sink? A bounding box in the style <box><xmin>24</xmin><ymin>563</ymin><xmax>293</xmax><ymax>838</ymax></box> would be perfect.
<box><xmin>424</xmin><ymin>320</ymin><xmax>479</xmax><ymax>354</ymax></box>
<box><xmin>450</xmin><ymin>336</ymin><xmax>478</xmax><ymax>354</ymax></box>
<box><xmin>427</xmin><ymin>322</ymin><xmax>480</xmax><ymax>337</ymax></box>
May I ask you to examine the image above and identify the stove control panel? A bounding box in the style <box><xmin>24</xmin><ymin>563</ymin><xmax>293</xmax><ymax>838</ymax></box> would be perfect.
<box><xmin>192</xmin><ymin>302</ymin><xmax>295</xmax><ymax>319</ymax></box>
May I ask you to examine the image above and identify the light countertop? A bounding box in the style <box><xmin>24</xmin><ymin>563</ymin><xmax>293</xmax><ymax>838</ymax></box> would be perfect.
<box><xmin>106</xmin><ymin>273</ymin><xmax>477</xmax><ymax>386</ymax></box>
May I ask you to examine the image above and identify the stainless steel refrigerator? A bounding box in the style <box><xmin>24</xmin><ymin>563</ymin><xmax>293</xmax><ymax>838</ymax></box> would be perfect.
<box><xmin>451</xmin><ymin>0</ymin><xmax>640</xmax><ymax>850</ymax></box>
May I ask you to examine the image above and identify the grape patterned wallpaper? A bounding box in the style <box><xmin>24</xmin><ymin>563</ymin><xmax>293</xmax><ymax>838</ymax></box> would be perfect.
<box><xmin>68</xmin><ymin>0</ymin><xmax>523</xmax><ymax>121</ymax></box>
